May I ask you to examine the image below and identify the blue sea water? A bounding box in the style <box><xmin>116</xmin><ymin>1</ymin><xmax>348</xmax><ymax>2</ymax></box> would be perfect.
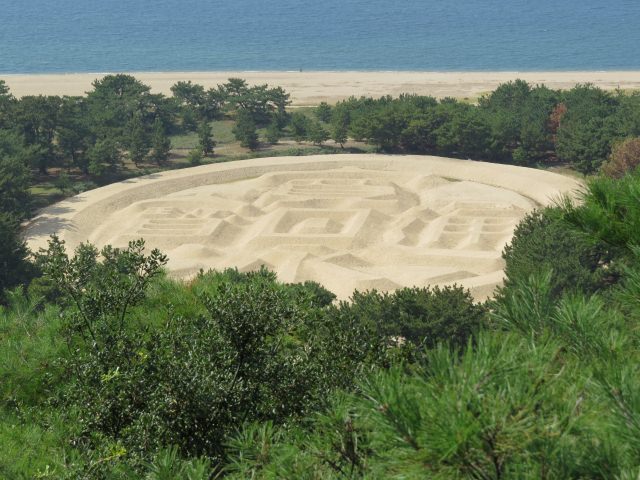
<box><xmin>1</xmin><ymin>0</ymin><xmax>639</xmax><ymax>73</ymax></box>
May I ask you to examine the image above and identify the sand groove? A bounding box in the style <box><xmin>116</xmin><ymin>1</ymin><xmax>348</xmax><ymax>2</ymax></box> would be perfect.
<box><xmin>25</xmin><ymin>155</ymin><xmax>580</xmax><ymax>299</ymax></box>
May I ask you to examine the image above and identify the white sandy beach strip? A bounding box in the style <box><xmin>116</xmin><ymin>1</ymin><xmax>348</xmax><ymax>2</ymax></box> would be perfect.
<box><xmin>3</xmin><ymin>71</ymin><xmax>640</xmax><ymax>105</ymax></box>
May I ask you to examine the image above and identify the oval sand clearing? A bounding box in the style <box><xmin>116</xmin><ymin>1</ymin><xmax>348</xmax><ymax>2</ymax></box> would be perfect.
<box><xmin>25</xmin><ymin>155</ymin><xmax>580</xmax><ymax>299</ymax></box>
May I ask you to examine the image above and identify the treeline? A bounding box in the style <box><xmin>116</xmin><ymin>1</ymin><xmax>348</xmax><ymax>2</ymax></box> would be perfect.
<box><xmin>309</xmin><ymin>80</ymin><xmax>640</xmax><ymax>173</ymax></box>
<box><xmin>0</xmin><ymin>75</ymin><xmax>289</xmax><ymax>181</ymax></box>
<box><xmin>4</xmin><ymin>167</ymin><xmax>640</xmax><ymax>477</ymax></box>
<box><xmin>0</xmin><ymin>75</ymin><xmax>290</xmax><ymax>298</ymax></box>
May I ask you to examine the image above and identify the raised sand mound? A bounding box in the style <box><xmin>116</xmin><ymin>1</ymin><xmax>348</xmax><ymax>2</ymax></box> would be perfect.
<box><xmin>25</xmin><ymin>155</ymin><xmax>580</xmax><ymax>299</ymax></box>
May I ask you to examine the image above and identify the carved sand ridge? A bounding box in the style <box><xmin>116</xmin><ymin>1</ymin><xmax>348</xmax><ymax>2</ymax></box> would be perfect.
<box><xmin>25</xmin><ymin>155</ymin><xmax>580</xmax><ymax>299</ymax></box>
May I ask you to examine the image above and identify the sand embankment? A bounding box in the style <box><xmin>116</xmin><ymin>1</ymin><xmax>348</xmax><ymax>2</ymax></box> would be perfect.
<box><xmin>4</xmin><ymin>71</ymin><xmax>640</xmax><ymax>105</ymax></box>
<box><xmin>25</xmin><ymin>155</ymin><xmax>580</xmax><ymax>300</ymax></box>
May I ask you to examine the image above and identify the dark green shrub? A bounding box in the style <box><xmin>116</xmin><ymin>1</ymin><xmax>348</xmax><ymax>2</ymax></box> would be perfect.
<box><xmin>232</xmin><ymin>110</ymin><xmax>259</xmax><ymax>150</ymax></box>
<box><xmin>561</xmin><ymin>170</ymin><xmax>640</xmax><ymax>258</ymax></box>
<box><xmin>289</xmin><ymin>112</ymin><xmax>310</xmax><ymax>143</ymax></box>
<box><xmin>315</xmin><ymin>102</ymin><xmax>332</xmax><ymax>123</ymax></box>
<box><xmin>0</xmin><ymin>213</ymin><xmax>33</xmax><ymax>303</ymax></box>
<box><xmin>187</xmin><ymin>148</ymin><xmax>202</xmax><ymax>165</ymax></box>
<box><xmin>333</xmin><ymin>285</ymin><xmax>487</xmax><ymax>351</ymax></box>
<box><xmin>500</xmin><ymin>207</ymin><xmax>616</xmax><ymax>300</ymax></box>
<box><xmin>284</xmin><ymin>280</ymin><xmax>336</xmax><ymax>307</ymax></box>
<box><xmin>265</xmin><ymin>120</ymin><xmax>281</xmax><ymax>144</ymax></box>
<box><xmin>66</xmin><ymin>272</ymin><xmax>368</xmax><ymax>463</ymax></box>
<box><xmin>226</xmin><ymin>332</ymin><xmax>605</xmax><ymax>479</ymax></box>
<box><xmin>34</xmin><ymin>241</ymin><xmax>381</xmax><ymax>467</ymax></box>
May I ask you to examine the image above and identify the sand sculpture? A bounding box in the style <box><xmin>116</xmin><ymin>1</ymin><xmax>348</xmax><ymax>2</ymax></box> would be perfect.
<box><xmin>25</xmin><ymin>155</ymin><xmax>580</xmax><ymax>299</ymax></box>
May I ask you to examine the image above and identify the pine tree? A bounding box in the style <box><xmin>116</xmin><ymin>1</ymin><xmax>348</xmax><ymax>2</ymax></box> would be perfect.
<box><xmin>330</xmin><ymin>108</ymin><xmax>350</xmax><ymax>148</ymax></box>
<box><xmin>233</xmin><ymin>110</ymin><xmax>259</xmax><ymax>150</ymax></box>
<box><xmin>150</xmin><ymin>117</ymin><xmax>171</xmax><ymax>165</ymax></box>
<box><xmin>315</xmin><ymin>102</ymin><xmax>332</xmax><ymax>123</ymax></box>
<box><xmin>87</xmin><ymin>138</ymin><xmax>122</xmax><ymax>178</ymax></box>
<box><xmin>308</xmin><ymin>120</ymin><xmax>329</xmax><ymax>146</ymax></box>
<box><xmin>0</xmin><ymin>213</ymin><xmax>32</xmax><ymax>302</ymax></box>
<box><xmin>127</xmin><ymin>114</ymin><xmax>149</xmax><ymax>167</ymax></box>
<box><xmin>265</xmin><ymin>121</ymin><xmax>281</xmax><ymax>145</ymax></box>
<box><xmin>197</xmin><ymin>121</ymin><xmax>216</xmax><ymax>157</ymax></box>
<box><xmin>289</xmin><ymin>112</ymin><xmax>309</xmax><ymax>143</ymax></box>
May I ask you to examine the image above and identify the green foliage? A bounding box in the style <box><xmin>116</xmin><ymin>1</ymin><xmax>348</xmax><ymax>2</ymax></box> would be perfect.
<box><xmin>324</xmin><ymin>81</ymin><xmax>637</xmax><ymax>169</ymax></box>
<box><xmin>557</xmin><ymin>115</ymin><xmax>617</xmax><ymax>174</ymax></box>
<box><xmin>187</xmin><ymin>148</ymin><xmax>202</xmax><ymax>166</ymax></box>
<box><xmin>57</xmin><ymin>96</ymin><xmax>91</xmax><ymax>172</ymax></box>
<box><xmin>284</xmin><ymin>280</ymin><xmax>336</xmax><ymax>308</ymax></box>
<box><xmin>54</xmin><ymin>172</ymin><xmax>73</xmax><ymax>194</ymax></box>
<box><xmin>0</xmin><ymin>130</ymin><xmax>33</xmax><ymax>218</ymax></box>
<box><xmin>265</xmin><ymin>119</ymin><xmax>282</xmax><ymax>144</ymax></box>
<box><xmin>26</xmin><ymin>242</ymin><xmax>393</xmax><ymax>469</ymax></box>
<box><xmin>227</xmin><ymin>332</ymin><xmax>600</xmax><ymax>479</ymax></box>
<box><xmin>0</xmin><ymin>214</ymin><xmax>32</xmax><ymax>302</ymax></box>
<box><xmin>350</xmin><ymin>102</ymin><xmax>408</xmax><ymax>151</ymax></box>
<box><xmin>196</xmin><ymin>121</ymin><xmax>215</xmax><ymax>156</ymax></box>
<box><xmin>435</xmin><ymin>103</ymin><xmax>491</xmax><ymax>157</ymax></box>
<box><xmin>479</xmin><ymin>81</ymin><xmax>558</xmax><ymax>163</ymax></box>
<box><xmin>87</xmin><ymin>138</ymin><xmax>122</xmax><ymax>179</ymax></box>
<box><xmin>14</xmin><ymin>94</ymin><xmax>62</xmax><ymax>173</ymax></box>
<box><xmin>315</xmin><ymin>102</ymin><xmax>332</xmax><ymax>123</ymax></box>
<box><xmin>500</xmin><ymin>207</ymin><xmax>616</xmax><ymax>300</ymax></box>
<box><xmin>337</xmin><ymin>285</ymin><xmax>487</xmax><ymax>351</ymax></box>
<box><xmin>555</xmin><ymin>85</ymin><xmax>622</xmax><ymax>173</ymax></box>
<box><xmin>180</xmin><ymin>106</ymin><xmax>199</xmax><ymax>132</ymax></box>
<box><xmin>0</xmin><ymin>288</ymin><xmax>71</xmax><ymax>478</ymax></box>
<box><xmin>37</xmin><ymin>236</ymin><xmax>167</xmax><ymax>344</ymax></box>
<box><xmin>330</xmin><ymin>104</ymin><xmax>350</xmax><ymax>147</ymax></box>
<box><xmin>218</xmin><ymin>78</ymin><xmax>290</xmax><ymax>125</ymax></box>
<box><xmin>86</xmin><ymin>75</ymin><xmax>153</xmax><ymax>141</ymax></box>
<box><xmin>127</xmin><ymin>114</ymin><xmax>150</xmax><ymax>166</ymax></box>
<box><xmin>561</xmin><ymin>170</ymin><xmax>640</xmax><ymax>257</ymax></box>
<box><xmin>289</xmin><ymin>111</ymin><xmax>310</xmax><ymax>143</ymax></box>
<box><xmin>4</xmin><ymin>76</ymin><xmax>639</xmax><ymax>217</ymax></box>
<box><xmin>307</xmin><ymin>119</ymin><xmax>329</xmax><ymax>146</ymax></box>
<box><xmin>8</xmin><ymin>77</ymin><xmax>640</xmax><ymax>479</ymax></box>
<box><xmin>233</xmin><ymin>110</ymin><xmax>259</xmax><ymax>150</ymax></box>
<box><xmin>171</xmin><ymin>80</ymin><xmax>222</xmax><ymax>122</ymax></box>
<box><xmin>150</xmin><ymin>117</ymin><xmax>172</xmax><ymax>165</ymax></box>
<box><xmin>0</xmin><ymin>79</ymin><xmax>16</xmax><ymax>129</ymax></box>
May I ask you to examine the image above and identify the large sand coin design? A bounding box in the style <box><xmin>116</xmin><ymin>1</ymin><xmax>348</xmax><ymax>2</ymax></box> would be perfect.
<box><xmin>26</xmin><ymin>155</ymin><xmax>579</xmax><ymax>299</ymax></box>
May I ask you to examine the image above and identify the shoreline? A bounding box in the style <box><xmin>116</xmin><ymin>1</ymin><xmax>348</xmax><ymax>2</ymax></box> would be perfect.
<box><xmin>4</xmin><ymin>71</ymin><xmax>640</xmax><ymax>105</ymax></box>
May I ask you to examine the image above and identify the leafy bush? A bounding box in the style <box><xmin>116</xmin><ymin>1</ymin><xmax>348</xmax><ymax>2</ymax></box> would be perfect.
<box><xmin>0</xmin><ymin>213</ymin><xmax>33</xmax><ymax>302</ymax></box>
<box><xmin>500</xmin><ymin>207</ymin><xmax>616</xmax><ymax>300</ymax></box>
<box><xmin>226</xmin><ymin>332</ymin><xmax>605</xmax><ymax>479</ymax></box>
<box><xmin>289</xmin><ymin>111</ymin><xmax>310</xmax><ymax>143</ymax></box>
<box><xmin>232</xmin><ymin>110</ymin><xmax>259</xmax><ymax>150</ymax></box>
<box><xmin>333</xmin><ymin>285</ymin><xmax>487</xmax><ymax>351</ymax></box>
<box><xmin>265</xmin><ymin>120</ymin><xmax>281</xmax><ymax>144</ymax></box>
<box><xmin>32</xmin><ymin>240</ymin><xmax>388</xmax><ymax>469</ymax></box>
<box><xmin>225</xmin><ymin>269</ymin><xmax>640</xmax><ymax>479</ymax></box>
<box><xmin>314</xmin><ymin>102</ymin><xmax>332</xmax><ymax>123</ymax></box>
<box><xmin>187</xmin><ymin>148</ymin><xmax>202</xmax><ymax>165</ymax></box>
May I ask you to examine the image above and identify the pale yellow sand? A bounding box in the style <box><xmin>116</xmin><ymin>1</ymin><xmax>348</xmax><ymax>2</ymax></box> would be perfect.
<box><xmin>4</xmin><ymin>71</ymin><xmax>640</xmax><ymax>105</ymax></box>
<box><xmin>25</xmin><ymin>155</ymin><xmax>580</xmax><ymax>300</ymax></box>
